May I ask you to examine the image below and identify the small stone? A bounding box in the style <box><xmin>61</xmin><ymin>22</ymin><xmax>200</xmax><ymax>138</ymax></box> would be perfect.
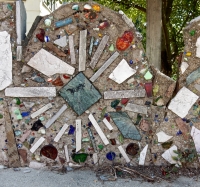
<box><xmin>140</xmin><ymin>119</ymin><xmax>150</xmax><ymax>131</ymax></box>
<box><xmin>29</xmin><ymin>161</ymin><xmax>46</xmax><ymax>169</ymax></box>
<box><xmin>144</xmin><ymin>71</ymin><xmax>153</xmax><ymax>80</ymax></box>
<box><xmin>35</xmin><ymin>155</ymin><xmax>40</xmax><ymax>161</ymax></box>
<box><xmin>44</xmin><ymin>19</ymin><xmax>51</xmax><ymax>27</ymax></box>
<box><xmin>21</xmin><ymin>65</ymin><xmax>32</xmax><ymax>73</ymax></box>
<box><xmin>84</xmin><ymin>4</ymin><xmax>92</xmax><ymax>10</ymax></box>
<box><xmin>40</xmin><ymin>144</ymin><xmax>58</xmax><ymax>160</ymax></box>
<box><xmin>72</xmin><ymin>153</ymin><xmax>88</xmax><ymax>163</ymax></box>
<box><xmin>106</xmin><ymin>152</ymin><xmax>116</xmax><ymax>161</ymax></box>
<box><xmin>126</xmin><ymin>143</ymin><xmax>139</xmax><ymax>156</ymax></box>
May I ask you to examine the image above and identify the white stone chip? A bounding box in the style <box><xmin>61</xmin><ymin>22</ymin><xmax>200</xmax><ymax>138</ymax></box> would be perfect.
<box><xmin>64</xmin><ymin>145</ymin><xmax>70</xmax><ymax>162</ymax></box>
<box><xmin>125</xmin><ymin>103</ymin><xmax>147</xmax><ymax>115</ymax></box>
<box><xmin>180</xmin><ymin>62</ymin><xmax>189</xmax><ymax>74</ymax></box>
<box><xmin>54</xmin><ymin>35</ymin><xmax>68</xmax><ymax>47</ymax></box>
<box><xmin>29</xmin><ymin>161</ymin><xmax>46</xmax><ymax>169</ymax></box>
<box><xmin>109</xmin><ymin>59</ymin><xmax>136</xmax><ymax>84</ymax></box>
<box><xmin>88</xmin><ymin>114</ymin><xmax>109</xmax><ymax>145</ymax></box>
<box><xmin>118</xmin><ymin>146</ymin><xmax>130</xmax><ymax>163</ymax></box>
<box><xmin>0</xmin><ymin>31</ymin><xmax>12</xmax><ymax>90</ymax></box>
<box><xmin>45</xmin><ymin>104</ymin><xmax>67</xmax><ymax>128</ymax></box>
<box><xmin>5</xmin><ymin>87</ymin><xmax>56</xmax><ymax>97</ymax></box>
<box><xmin>76</xmin><ymin>119</ymin><xmax>82</xmax><ymax>152</ymax></box>
<box><xmin>93</xmin><ymin>153</ymin><xmax>98</xmax><ymax>164</ymax></box>
<box><xmin>79</xmin><ymin>30</ymin><xmax>87</xmax><ymax>71</ymax></box>
<box><xmin>139</xmin><ymin>145</ymin><xmax>148</xmax><ymax>165</ymax></box>
<box><xmin>191</xmin><ymin>126</ymin><xmax>200</xmax><ymax>161</ymax></box>
<box><xmin>31</xmin><ymin>103</ymin><xmax>52</xmax><ymax>119</ymax></box>
<box><xmin>27</xmin><ymin>49</ymin><xmax>75</xmax><ymax>77</ymax></box>
<box><xmin>17</xmin><ymin>46</ymin><xmax>22</xmax><ymax>61</ymax></box>
<box><xmin>162</xmin><ymin>145</ymin><xmax>181</xmax><ymax>165</ymax></box>
<box><xmin>54</xmin><ymin>124</ymin><xmax>69</xmax><ymax>142</ymax></box>
<box><xmin>168</xmin><ymin>87</ymin><xmax>199</xmax><ymax>118</ymax></box>
<box><xmin>30</xmin><ymin>137</ymin><xmax>45</xmax><ymax>153</ymax></box>
<box><xmin>102</xmin><ymin>118</ymin><xmax>113</xmax><ymax>130</ymax></box>
<box><xmin>156</xmin><ymin>131</ymin><xmax>173</xmax><ymax>143</ymax></box>
<box><xmin>196</xmin><ymin>37</ymin><xmax>200</xmax><ymax>58</ymax></box>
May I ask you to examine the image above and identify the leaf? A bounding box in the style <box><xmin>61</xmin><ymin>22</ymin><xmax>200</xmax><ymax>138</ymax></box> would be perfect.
<box><xmin>100</xmin><ymin>107</ymin><xmax>107</xmax><ymax>120</ymax></box>
<box><xmin>172</xmin><ymin>156</ymin><xmax>179</xmax><ymax>161</ymax></box>
<box><xmin>173</xmin><ymin>150</ymin><xmax>179</xmax><ymax>154</ymax></box>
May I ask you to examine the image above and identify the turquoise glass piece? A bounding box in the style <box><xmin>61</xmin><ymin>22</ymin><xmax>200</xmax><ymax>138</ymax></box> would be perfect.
<box><xmin>186</xmin><ymin>67</ymin><xmax>200</xmax><ymax>85</ymax></box>
<box><xmin>55</xmin><ymin>18</ymin><xmax>73</xmax><ymax>28</ymax></box>
<box><xmin>59</xmin><ymin>72</ymin><xmax>101</xmax><ymax>115</ymax></box>
<box><xmin>109</xmin><ymin>112</ymin><xmax>141</xmax><ymax>140</ymax></box>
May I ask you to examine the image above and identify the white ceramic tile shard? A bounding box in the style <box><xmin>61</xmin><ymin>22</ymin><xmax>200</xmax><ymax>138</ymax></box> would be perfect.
<box><xmin>118</xmin><ymin>146</ymin><xmax>130</xmax><ymax>163</ymax></box>
<box><xmin>109</xmin><ymin>59</ymin><xmax>136</xmax><ymax>84</ymax></box>
<box><xmin>76</xmin><ymin>119</ymin><xmax>82</xmax><ymax>152</ymax></box>
<box><xmin>93</xmin><ymin>153</ymin><xmax>98</xmax><ymax>164</ymax></box>
<box><xmin>191</xmin><ymin>126</ymin><xmax>200</xmax><ymax>161</ymax></box>
<box><xmin>17</xmin><ymin>46</ymin><xmax>22</xmax><ymax>61</ymax></box>
<box><xmin>90</xmin><ymin>35</ymin><xmax>110</xmax><ymax>69</ymax></box>
<box><xmin>156</xmin><ymin>131</ymin><xmax>173</xmax><ymax>143</ymax></box>
<box><xmin>180</xmin><ymin>62</ymin><xmax>189</xmax><ymax>74</ymax></box>
<box><xmin>88</xmin><ymin>114</ymin><xmax>109</xmax><ymax>145</ymax></box>
<box><xmin>162</xmin><ymin>145</ymin><xmax>181</xmax><ymax>165</ymax></box>
<box><xmin>168</xmin><ymin>87</ymin><xmax>199</xmax><ymax>118</ymax></box>
<box><xmin>31</xmin><ymin>103</ymin><xmax>52</xmax><ymax>119</ymax></box>
<box><xmin>125</xmin><ymin>103</ymin><xmax>147</xmax><ymax>115</ymax></box>
<box><xmin>27</xmin><ymin>49</ymin><xmax>75</xmax><ymax>77</ymax></box>
<box><xmin>102</xmin><ymin>118</ymin><xmax>113</xmax><ymax>130</ymax></box>
<box><xmin>45</xmin><ymin>104</ymin><xmax>68</xmax><ymax>128</ymax></box>
<box><xmin>30</xmin><ymin>137</ymin><xmax>45</xmax><ymax>153</ymax></box>
<box><xmin>0</xmin><ymin>31</ymin><xmax>12</xmax><ymax>90</ymax></box>
<box><xmin>69</xmin><ymin>35</ymin><xmax>76</xmax><ymax>64</ymax></box>
<box><xmin>64</xmin><ymin>145</ymin><xmax>70</xmax><ymax>162</ymax></box>
<box><xmin>54</xmin><ymin>124</ymin><xmax>69</xmax><ymax>142</ymax></box>
<box><xmin>5</xmin><ymin>87</ymin><xmax>56</xmax><ymax>97</ymax></box>
<box><xmin>104</xmin><ymin>89</ymin><xmax>146</xmax><ymax>99</ymax></box>
<box><xmin>90</xmin><ymin>51</ymin><xmax>119</xmax><ymax>82</ymax></box>
<box><xmin>196</xmin><ymin>37</ymin><xmax>200</xmax><ymax>58</ymax></box>
<box><xmin>139</xmin><ymin>145</ymin><xmax>148</xmax><ymax>165</ymax></box>
<box><xmin>54</xmin><ymin>35</ymin><xmax>68</xmax><ymax>47</ymax></box>
<box><xmin>119</xmin><ymin>10</ymin><xmax>135</xmax><ymax>28</ymax></box>
<box><xmin>79</xmin><ymin>30</ymin><xmax>87</xmax><ymax>71</ymax></box>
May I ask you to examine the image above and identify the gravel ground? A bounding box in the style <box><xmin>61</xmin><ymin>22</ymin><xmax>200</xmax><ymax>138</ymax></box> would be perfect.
<box><xmin>0</xmin><ymin>168</ymin><xmax>199</xmax><ymax>187</ymax></box>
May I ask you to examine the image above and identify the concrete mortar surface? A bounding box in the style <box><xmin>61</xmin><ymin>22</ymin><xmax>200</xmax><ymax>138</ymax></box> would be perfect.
<box><xmin>0</xmin><ymin>168</ymin><xmax>199</xmax><ymax>187</ymax></box>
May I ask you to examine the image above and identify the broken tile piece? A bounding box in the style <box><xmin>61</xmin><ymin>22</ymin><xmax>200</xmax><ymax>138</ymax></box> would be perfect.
<box><xmin>19</xmin><ymin>130</ymin><xmax>31</xmax><ymax>142</ymax></box>
<box><xmin>191</xmin><ymin>126</ymin><xmax>200</xmax><ymax>161</ymax></box>
<box><xmin>21</xmin><ymin>65</ymin><xmax>32</xmax><ymax>73</ymax></box>
<box><xmin>102</xmin><ymin>118</ymin><xmax>113</xmax><ymax>130</ymax></box>
<box><xmin>54</xmin><ymin>124</ymin><xmax>69</xmax><ymax>142</ymax></box>
<box><xmin>109</xmin><ymin>112</ymin><xmax>141</xmax><ymax>140</ymax></box>
<box><xmin>139</xmin><ymin>145</ymin><xmax>148</xmax><ymax>165</ymax></box>
<box><xmin>118</xmin><ymin>146</ymin><xmax>130</xmax><ymax>163</ymax></box>
<box><xmin>64</xmin><ymin>145</ymin><xmax>70</xmax><ymax>162</ymax></box>
<box><xmin>27</xmin><ymin>49</ymin><xmax>75</xmax><ymax>77</ymax></box>
<box><xmin>31</xmin><ymin>103</ymin><xmax>52</xmax><ymax>119</ymax></box>
<box><xmin>162</xmin><ymin>145</ymin><xmax>180</xmax><ymax>165</ymax></box>
<box><xmin>168</xmin><ymin>87</ymin><xmax>198</xmax><ymax>118</ymax></box>
<box><xmin>104</xmin><ymin>89</ymin><xmax>145</xmax><ymax>99</ymax></box>
<box><xmin>180</xmin><ymin>62</ymin><xmax>189</xmax><ymax>74</ymax></box>
<box><xmin>45</xmin><ymin>42</ymin><xmax>67</xmax><ymax>57</ymax></box>
<box><xmin>175</xmin><ymin>118</ymin><xmax>189</xmax><ymax>140</ymax></box>
<box><xmin>196</xmin><ymin>36</ymin><xmax>200</xmax><ymax>58</ymax></box>
<box><xmin>90</xmin><ymin>51</ymin><xmax>119</xmax><ymax>82</ymax></box>
<box><xmin>5</xmin><ymin>87</ymin><xmax>56</xmax><ymax>97</ymax></box>
<box><xmin>69</xmin><ymin>35</ymin><xmax>76</xmax><ymax>64</ymax></box>
<box><xmin>76</xmin><ymin>119</ymin><xmax>82</xmax><ymax>152</ymax></box>
<box><xmin>17</xmin><ymin>46</ymin><xmax>22</xmax><ymax>61</ymax></box>
<box><xmin>90</xmin><ymin>35</ymin><xmax>109</xmax><ymax>69</ymax></box>
<box><xmin>30</xmin><ymin>137</ymin><xmax>45</xmax><ymax>153</ymax></box>
<box><xmin>125</xmin><ymin>103</ymin><xmax>147</xmax><ymax>115</ymax></box>
<box><xmin>54</xmin><ymin>35</ymin><xmax>68</xmax><ymax>47</ymax></box>
<box><xmin>0</xmin><ymin>31</ymin><xmax>12</xmax><ymax>90</ymax></box>
<box><xmin>186</xmin><ymin>67</ymin><xmax>200</xmax><ymax>85</ymax></box>
<box><xmin>79</xmin><ymin>30</ymin><xmax>87</xmax><ymax>71</ymax></box>
<box><xmin>109</xmin><ymin>59</ymin><xmax>136</xmax><ymax>84</ymax></box>
<box><xmin>59</xmin><ymin>73</ymin><xmax>101</xmax><ymax>116</ymax></box>
<box><xmin>45</xmin><ymin>104</ymin><xmax>67</xmax><ymax>128</ymax></box>
<box><xmin>140</xmin><ymin>119</ymin><xmax>150</xmax><ymax>132</ymax></box>
<box><xmin>88</xmin><ymin>114</ymin><xmax>109</xmax><ymax>145</ymax></box>
<box><xmin>156</xmin><ymin>131</ymin><xmax>173</xmax><ymax>143</ymax></box>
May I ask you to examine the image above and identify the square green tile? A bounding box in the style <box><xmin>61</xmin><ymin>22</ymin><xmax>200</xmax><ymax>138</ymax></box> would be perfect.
<box><xmin>59</xmin><ymin>72</ymin><xmax>102</xmax><ymax>115</ymax></box>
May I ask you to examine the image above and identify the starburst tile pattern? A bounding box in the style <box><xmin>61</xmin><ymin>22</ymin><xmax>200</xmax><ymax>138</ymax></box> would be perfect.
<box><xmin>59</xmin><ymin>72</ymin><xmax>102</xmax><ymax>115</ymax></box>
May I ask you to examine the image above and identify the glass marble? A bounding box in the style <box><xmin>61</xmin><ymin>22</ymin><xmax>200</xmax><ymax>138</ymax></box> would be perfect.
<box><xmin>106</xmin><ymin>152</ymin><xmax>116</xmax><ymax>161</ymax></box>
<box><xmin>126</xmin><ymin>143</ymin><xmax>139</xmax><ymax>156</ymax></box>
<box><xmin>40</xmin><ymin>144</ymin><xmax>58</xmax><ymax>160</ymax></box>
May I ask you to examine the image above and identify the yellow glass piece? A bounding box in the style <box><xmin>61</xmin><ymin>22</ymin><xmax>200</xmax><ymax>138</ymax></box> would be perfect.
<box><xmin>153</xmin><ymin>85</ymin><xmax>159</xmax><ymax>96</ymax></box>
<box><xmin>98</xmin><ymin>33</ymin><xmax>102</xmax><ymax>37</ymax></box>
<box><xmin>92</xmin><ymin>4</ymin><xmax>101</xmax><ymax>12</ymax></box>
<box><xmin>186</xmin><ymin>52</ymin><xmax>191</xmax><ymax>56</ymax></box>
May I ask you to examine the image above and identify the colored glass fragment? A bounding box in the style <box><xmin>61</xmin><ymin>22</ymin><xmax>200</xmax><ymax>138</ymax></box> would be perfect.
<box><xmin>144</xmin><ymin>71</ymin><xmax>153</xmax><ymax>80</ymax></box>
<box><xmin>106</xmin><ymin>152</ymin><xmax>116</xmax><ymax>161</ymax></box>
<box><xmin>72</xmin><ymin>153</ymin><xmax>88</xmax><ymax>163</ymax></box>
<box><xmin>144</xmin><ymin>82</ymin><xmax>152</xmax><ymax>97</ymax></box>
<box><xmin>92</xmin><ymin>4</ymin><xmax>101</xmax><ymax>12</ymax></box>
<box><xmin>110</xmin><ymin>139</ymin><xmax>116</xmax><ymax>145</ymax></box>
<box><xmin>98</xmin><ymin>144</ymin><xmax>104</xmax><ymax>150</ymax></box>
<box><xmin>21</xmin><ymin>112</ymin><xmax>30</xmax><ymax>117</ymax></box>
<box><xmin>116</xmin><ymin>31</ymin><xmax>134</xmax><ymax>51</ymax></box>
<box><xmin>109</xmin><ymin>44</ymin><xmax>114</xmax><ymax>51</ymax></box>
<box><xmin>40</xmin><ymin>144</ymin><xmax>58</xmax><ymax>160</ymax></box>
<box><xmin>14</xmin><ymin>130</ymin><xmax>22</xmax><ymax>136</ymax></box>
<box><xmin>121</xmin><ymin>98</ymin><xmax>129</xmax><ymax>105</ymax></box>
<box><xmin>118</xmin><ymin>134</ymin><xmax>124</xmax><ymax>144</ymax></box>
<box><xmin>68</xmin><ymin>125</ymin><xmax>75</xmax><ymax>135</ymax></box>
<box><xmin>14</xmin><ymin>97</ymin><xmax>21</xmax><ymax>105</ymax></box>
<box><xmin>99</xmin><ymin>21</ymin><xmax>110</xmax><ymax>30</ymax></box>
<box><xmin>161</xmin><ymin>141</ymin><xmax>173</xmax><ymax>149</ymax></box>
<box><xmin>126</xmin><ymin>143</ymin><xmax>139</xmax><ymax>156</ymax></box>
<box><xmin>31</xmin><ymin>120</ymin><xmax>44</xmax><ymax>131</ymax></box>
<box><xmin>36</xmin><ymin>29</ymin><xmax>45</xmax><ymax>42</ymax></box>
<box><xmin>52</xmin><ymin>76</ymin><xmax>64</xmax><ymax>86</ymax></box>
<box><xmin>111</xmin><ymin>99</ymin><xmax>120</xmax><ymax>109</ymax></box>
